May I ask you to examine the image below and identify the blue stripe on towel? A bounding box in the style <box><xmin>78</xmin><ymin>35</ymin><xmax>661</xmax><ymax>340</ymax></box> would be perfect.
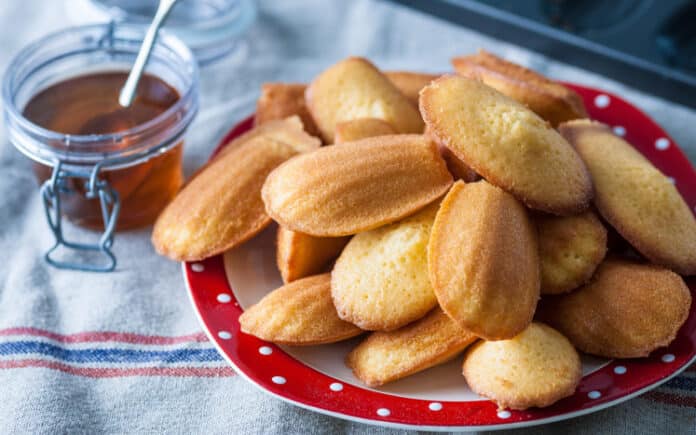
<box><xmin>0</xmin><ymin>341</ymin><xmax>224</xmax><ymax>363</ymax></box>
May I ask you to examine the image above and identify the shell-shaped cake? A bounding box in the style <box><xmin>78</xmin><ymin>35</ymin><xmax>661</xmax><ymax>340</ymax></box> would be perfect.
<box><xmin>463</xmin><ymin>323</ymin><xmax>582</xmax><ymax>410</ymax></box>
<box><xmin>262</xmin><ymin>134</ymin><xmax>452</xmax><ymax>237</ymax></box>
<box><xmin>538</xmin><ymin>259</ymin><xmax>691</xmax><ymax>358</ymax></box>
<box><xmin>560</xmin><ymin>119</ymin><xmax>696</xmax><ymax>275</ymax></box>
<box><xmin>536</xmin><ymin>210</ymin><xmax>607</xmax><ymax>294</ymax></box>
<box><xmin>420</xmin><ymin>75</ymin><xmax>592</xmax><ymax>215</ymax></box>
<box><xmin>306</xmin><ymin>57</ymin><xmax>424</xmax><ymax>142</ymax></box>
<box><xmin>452</xmin><ymin>50</ymin><xmax>588</xmax><ymax>126</ymax></box>
<box><xmin>239</xmin><ymin>274</ymin><xmax>363</xmax><ymax>345</ymax></box>
<box><xmin>331</xmin><ymin>203</ymin><xmax>440</xmax><ymax>331</ymax></box>
<box><xmin>153</xmin><ymin>130</ymin><xmax>316</xmax><ymax>261</ymax></box>
<box><xmin>347</xmin><ymin>308</ymin><xmax>477</xmax><ymax>387</ymax></box>
<box><xmin>428</xmin><ymin>180</ymin><xmax>540</xmax><ymax>340</ymax></box>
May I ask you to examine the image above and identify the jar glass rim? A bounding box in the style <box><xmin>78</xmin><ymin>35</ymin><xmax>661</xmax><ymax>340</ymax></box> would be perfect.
<box><xmin>90</xmin><ymin>0</ymin><xmax>253</xmax><ymax>31</ymax></box>
<box><xmin>2</xmin><ymin>23</ymin><xmax>199</xmax><ymax>165</ymax></box>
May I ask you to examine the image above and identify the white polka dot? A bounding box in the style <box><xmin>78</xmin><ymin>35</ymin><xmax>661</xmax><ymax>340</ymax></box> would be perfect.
<box><xmin>376</xmin><ymin>408</ymin><xmax>390</xmax><ymax>417</ymax></box>
<box><xmin>662</xmin><ymin>353</ymin><xmax>675</xmax><ymax>363</ymax></box>
<box><xmin>588</xmin><ymin>390</ymin><xmax>601</xmax><ymax>399</ymax></box>
<box><xmin>329</xmin><ymin>382</ymin><xmax>343</xmax><ymax>392</ymax></box>
<box><xmin>429</xmin><ymin>402</ymin><xmax>443</xmax><ymax>411</ymax></box>
<box><xmin>655</xmin><ymin>138</ymin><xmax>670</xmax><ymax>150</ymax></box>
<box><xmin>497</xmin><ymin>410</ymin><xmax>511</xmax><ymax>419</ymax></box>
<box><xmin>191</xmin><ymin>263</ymin><xmax>204</xmax><ymax>272</ymax></box>
<box><xmin>613</xmin><ymin>126</ymin><xmax>626</xmax><ymax>136</ymax></box>
<box><xmin>217</xmin><ymin>331</ymin><xmax>231</xmax><ymax>340</ymax></box>
<box><xmin>668</xmin><ymin>177</ymin><xmax>676</xmax><ymax>184</ymax></box>
<box><xmin>594</xmin><ymin>94</ymin><xmax>610</xmax><ymax>108</ymax></box>
<box><xmin>217</xmin><ymin>293</ymin><xmax>232</xmax><ymax>303</ymax></box>
<box><xmin>614</xmin><ymin>365</ymin><xmax>627</xmax><ymax>375</ymax></box>
<box><xmin>272</xmin><ymin>376</ymin><xmax>286</xmax><ymax>384</ymax></box>
<box><xmin>259</xmin><ymin>346</ymin><xmax>272</xmax><ymax>355</ymax></box>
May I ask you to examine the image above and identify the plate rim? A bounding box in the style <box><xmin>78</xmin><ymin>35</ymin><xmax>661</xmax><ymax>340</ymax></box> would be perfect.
<box><xmin>184</xmin><ymin>264</ymin><xmax>696</xmax><ymax>431</ymax></box>
<box><xmin>184</xmin><ymin>82</ymin><xmax>696</xmax><ymax>430</ymax></box>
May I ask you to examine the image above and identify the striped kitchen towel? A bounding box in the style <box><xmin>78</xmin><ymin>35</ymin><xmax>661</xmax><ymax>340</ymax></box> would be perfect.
<box><xmin>0</xmin><ymin>325</ymin><xmax>693</xmax><ymax>408</ymax></box>
<box><xmin>0</xmin><ymin>327</ymin><xmax>235</xmax><ymax>378</ymax></box>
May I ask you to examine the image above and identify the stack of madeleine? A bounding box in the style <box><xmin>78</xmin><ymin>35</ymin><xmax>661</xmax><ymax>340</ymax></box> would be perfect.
<box><xmin>152</xmin><ymin>50</ymin><xmax>696</xmax><ymax>411</ymax></box>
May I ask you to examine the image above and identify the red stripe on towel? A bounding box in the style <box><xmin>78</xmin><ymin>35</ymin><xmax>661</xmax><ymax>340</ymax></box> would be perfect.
<box><xmin>0</xmin><ymin>327</ymin><xmax>209</xmax><ymax>345</ymax></box>
<box><xmin>0</xmin><ymin>359</ymin><xmax>235</xmax><ymax>378</ymax></box>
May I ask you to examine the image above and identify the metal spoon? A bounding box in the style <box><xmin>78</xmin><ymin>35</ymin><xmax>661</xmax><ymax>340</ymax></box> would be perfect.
<box><xmin>118</xmin><ymin>0</ymin><xmax>178</xmax><ymax>107</ymax></box>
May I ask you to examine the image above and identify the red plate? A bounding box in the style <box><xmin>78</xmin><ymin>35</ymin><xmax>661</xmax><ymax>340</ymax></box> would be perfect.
<box><xmin>185</xmin><ymin>83</ymin><xmax>696</xmax><ymax>431</ymax></box>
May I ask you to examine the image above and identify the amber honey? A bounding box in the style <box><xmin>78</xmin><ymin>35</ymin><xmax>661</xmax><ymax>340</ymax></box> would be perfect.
<box><xmin>24</xmin><ymin>72</ymin><xmax>183</xmax><ymax>230</ymax></box>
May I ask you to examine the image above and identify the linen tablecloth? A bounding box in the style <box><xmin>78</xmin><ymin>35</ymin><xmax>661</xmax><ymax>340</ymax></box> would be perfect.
<box><xmin>1</xmin><ymin>1</ymin><xmax>695</xmax><ymax>433</ymax></box>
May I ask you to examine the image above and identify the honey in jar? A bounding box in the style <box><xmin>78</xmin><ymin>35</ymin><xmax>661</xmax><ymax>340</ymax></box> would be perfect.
<box><xmin>23</xmin><ymin>72</ymin><xmax>183</xmax><ymax>230</ymax></box>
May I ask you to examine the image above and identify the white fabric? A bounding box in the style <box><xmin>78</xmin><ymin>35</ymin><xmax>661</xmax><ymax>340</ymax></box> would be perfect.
<box><xmin>0</xmin><ymin>1</ymin><xmax>694</xmax><ymax>433</ymax></box>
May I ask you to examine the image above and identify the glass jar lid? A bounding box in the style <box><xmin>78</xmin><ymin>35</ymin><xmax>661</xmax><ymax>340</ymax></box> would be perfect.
<box><xmin>77</xmin><ymin>0</ymin><xmax>257</xmax><ymax>65</ymax></box>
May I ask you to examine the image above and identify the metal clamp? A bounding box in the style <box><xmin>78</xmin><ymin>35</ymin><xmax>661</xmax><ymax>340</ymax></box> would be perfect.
<box><xmin>40</xmin><ymin>161</ymin><xmax>121</xmax><ymax>272</ymax></box>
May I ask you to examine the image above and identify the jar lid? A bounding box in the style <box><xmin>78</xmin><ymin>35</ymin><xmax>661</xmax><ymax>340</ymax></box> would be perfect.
<box><xmin>74</xmin><ymin>0</ymin><xmax>257</xmax><ymax>65</ymax></box>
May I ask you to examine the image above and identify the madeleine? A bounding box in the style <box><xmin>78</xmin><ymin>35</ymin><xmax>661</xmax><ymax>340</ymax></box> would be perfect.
<box><xmin>428</xmin><ymin>180</ymin><xmax>539</xmax><ymax>340</ymax></box>
<box><xmin>239</xmin><ymin>274</ymin><xmax>363</xmax><ymax>345</ymax></box>
<box><xmin>255</xmin><ymin>83</ymin><xmax>321</xmax><ymax>138</ymax></box>
<box><xmin>154</xmin><ymin>137</ymin><xmax>298</xmax><ymax>261</ymax></box>
<box><xmin>463</xmin><ymin>323</ymin><xmax>582</xmax><ymax>410</ymax></box>
<box><xmin>347</xmin><ymin>308</ymin><xmax>477</xmax><ymax>386</ymax></box>
<box><xmin>306</xmin><ymin>57</ymin><xmax>424</xmax><ymax>142</ymax></box>
<box><xmin>538</xmin><ymin>259</ymin><xmax>691</xmax><ymax>358</ymax></box>
<box><xmin>332</xmin><ymin>203</ymin><xmax>439</xmax><ymax>331</ymax></box>
<box><xmin>420</xmin><ymin>75</ymin><xmax>592</xmax><ymax>215</ymax></box>
<box><xmin>262</xmin><ymin>134</ymin><xmax>452</xmax><ymax>237</ymax></box>
<box><xmin>452</xmin><ymin>50</ymin><xmax>587</xmax><ymax>126</ymax></box>
<box><xmin>536</xmin><ymin>211</ymin><xmax>607</xmax><ymax>294</ymax></box>
<box><xmin>276</xmin><ymin>227</ymin><xmax>349</xmax><ymax>283</ymax></box>
<box><xmin>560</xmin><ymin>119</ymin><xmax>696</xmax><ymax>275</ymax></box>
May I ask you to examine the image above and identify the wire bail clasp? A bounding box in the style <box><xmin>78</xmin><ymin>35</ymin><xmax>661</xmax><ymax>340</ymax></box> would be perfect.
<box><xmin>40</xmin><ymin>161</ymin><xmax>121</xmax><ymax>272</ymax></box>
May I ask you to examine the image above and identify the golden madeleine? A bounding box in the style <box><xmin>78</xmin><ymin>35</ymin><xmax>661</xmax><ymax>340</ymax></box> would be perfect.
<box><xmin>346</xmin><ymin>307</ymin><xmax>478</xmax><ymax>387</ymax></box>
<box><xmin>239</xmin><ymin>274</ymin><xmax>363</xmax><ymax>345</ymax></box>
<box><xmin>262</xmin><ymin>134</ymin><xmax>452</xmax><ymax>237</ymax></box>
<box><xmin>452</xmin><ymin>50</ymin><xmax>588</xmax><ymax>126</ymax></box>
<box><xmin>538</xmin><ymin>259</ymin><xmax>691</xmax><ymax>358</ymax></box>
<box><xmin>276</xmin><ymin>227</ymin><xmax>350</xmax><ymax>283</ymax></box>
<box><xmin>215</xmin><ymin>116</ymin><xmax>321</xmax><ymax>160</ymax></box>
<box><xmin>463</xmin><ymin>323</ymin><xmax>582</xmax><ymax>410</ymax></box>
<box><xmin>536</xmin><ymin>210</ymin><xmax>607</xmax><ymax>294</ymax></box>
<box><xmin>153</xmin><ymin>137</ymin><xmax>299</xmax><ymax>261</ymax></box>
<box><xmin>331</xmin><ymin>203</ymin><xmax>439</xmax><ymax>331</ymax></box>
<box><xmin>306</xmin><ymin>57</ymin><xmax>424</xmax><ymax>142</ymax></box>
<box><xmin>560</xmin><ymin>120</ymin><xmax>696</xmax><ymax>275</ymax></box>
<box><xmin>384</xmin><ymin>71</ymin><xmax>438</xmax><ymax>106</ymax></box>
<box><xmin>334</xmin><ymin>118</ymin><xmax>396</xmax><ymax>144</ymax></box>
<box><xmin>428</xmin><ymin>180</ymin><xmax>539</xmax><ymax>340</ymax></box>
<box><xmin>420</xmin><ymin>75</ymin><xmax>592</xmax><ymax>216</ymax></box>
<box><xmin>255</xmin><ymin>83</ymin><xmax>321</xmax><ymax>138</ymax></box>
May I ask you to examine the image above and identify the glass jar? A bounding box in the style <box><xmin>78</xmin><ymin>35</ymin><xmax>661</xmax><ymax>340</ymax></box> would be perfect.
<box><xmin>79</xmin><ymin>0</ymin><xmax>257</xmax><ymax>65</ymax></box>
<box><xmin>2</xmin><ymin>23</ymin><xmax>199</xmax><ymax>271</ymax></box>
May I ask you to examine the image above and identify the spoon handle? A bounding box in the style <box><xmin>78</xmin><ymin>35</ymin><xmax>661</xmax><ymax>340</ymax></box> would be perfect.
<box><xmin>118</xmin><ymin>0</ymin><xmax>178</xmax><ymax>107</ymax></box>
